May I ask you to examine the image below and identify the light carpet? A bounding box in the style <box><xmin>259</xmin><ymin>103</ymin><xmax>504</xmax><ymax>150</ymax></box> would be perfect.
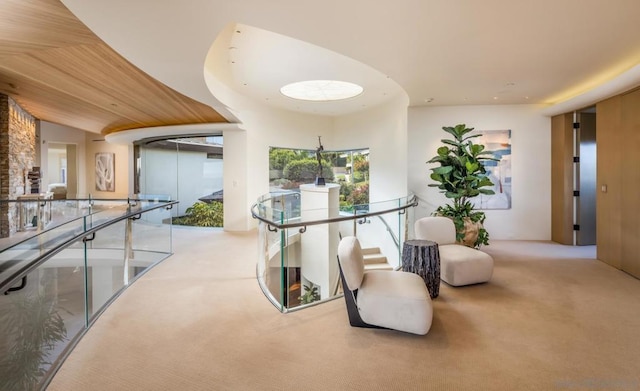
<box><xmin>47</xmin><ymin>228</ymin><xmax>640</xmax><ymax>391</ymax></box>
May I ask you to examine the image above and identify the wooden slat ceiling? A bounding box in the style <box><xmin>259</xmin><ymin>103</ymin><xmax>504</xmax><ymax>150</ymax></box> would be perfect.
<box><xmin>0</xmin><ymin>0</ymin><xmax>227</xmax><ymax>135</ymax></box>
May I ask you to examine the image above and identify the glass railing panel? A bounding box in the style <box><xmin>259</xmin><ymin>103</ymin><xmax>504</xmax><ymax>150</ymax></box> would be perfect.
<box><xmin>0</xmin><ymin>249</ymin><xmax>86</xmax><ymax>391</ymax></box>
<box><xmin>262</xmin><ymin>218</ymin><xmax>346</xmax><ymax>312</ymax></box>
<box><xmin>84</xmin><ymin>219</ymin><xmax>127</xmax><ymax>320</ymax></box>
<box><xmin>0</xmin><ymin>199</ymin><xmax>177</xmax><ymax>389</ymax></box>
<box><xmin>0</xmin><ymin>217</ymin><xmax>89</xmax><ymax>287</ymax></box>
<box><xmin>253</xmin><ymin>194</ymin><xmax>415</xmax><ymax>228</ymax></box>
<box><xmin>291</xmin><ymin>220</ymin><xmax>341</xmax><ymax>309</ymax></box>
<box><xmin>253</xmin><ymin>192</ymin><xmax>417</xmax><ymax>312</ymax></box>
<box><xmin>354</xmin><ymin>209</ymin><xmax>401</xmax><ymax>269</ymax></box>
<box><xmin>256</xmin><ymin>210</ymin><xmax>286</xmax><ymax>311</ymax></box>
<box><xmin>253</xmin><ymin>192</ymin><xmax>301</xmax><ymax>226</ymax></box>
<box><xmin>131</xmin><ymin>204</ymin><xmax>171</xmax><ymax>258</ymax></box>
<box><xmin>134</xmin><ymin>194</ymin><xmax>173</xmax><ymax>202</ymax></box>
<box><xmin>48</xmin><ymin>199</ymin><xmax>93</xmax><ymax>226</ymax></box>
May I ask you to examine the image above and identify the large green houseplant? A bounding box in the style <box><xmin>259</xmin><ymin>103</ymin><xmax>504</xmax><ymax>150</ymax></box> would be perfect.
<box><xmin>427</xmin><ymin>124</ymin><xmax>497</xmax><ymax>248</ymax></box>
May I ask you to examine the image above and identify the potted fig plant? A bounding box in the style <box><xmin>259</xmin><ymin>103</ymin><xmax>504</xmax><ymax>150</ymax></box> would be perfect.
<box><xmin>427</xmin><ymin>124</ymin><xmax>497</xmax><ymax>248</ymax></box>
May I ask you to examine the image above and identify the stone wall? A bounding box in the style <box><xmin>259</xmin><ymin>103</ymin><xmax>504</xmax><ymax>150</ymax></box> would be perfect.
<box><xmin>0</xmin><ymin>94</ymin><xmax>38</xmax><ymax>237</ymax></box>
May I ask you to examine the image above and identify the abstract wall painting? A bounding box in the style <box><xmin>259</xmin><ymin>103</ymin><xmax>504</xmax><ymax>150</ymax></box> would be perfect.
<box><xmin>470</xmin><ymin>130</ymin><xmax>511</xmax><ymax>210</ymax></box>
<box><xmin>95</xmin><ymin>152</ymin><xmax>115</xmax><ymax>192</ymax></box>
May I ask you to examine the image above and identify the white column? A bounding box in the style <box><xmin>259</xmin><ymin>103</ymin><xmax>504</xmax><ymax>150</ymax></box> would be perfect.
<box><xmin>299</xmin><ymin>183</ymin><xmax>340</xmax><ymax>300</ymax></box>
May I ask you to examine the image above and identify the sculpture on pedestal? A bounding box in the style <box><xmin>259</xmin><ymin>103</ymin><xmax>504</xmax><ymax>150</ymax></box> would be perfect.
<box><xmin>315</xmin><ymin>136</ymin><xmax>325</xmax><ymax>186</ymax></box>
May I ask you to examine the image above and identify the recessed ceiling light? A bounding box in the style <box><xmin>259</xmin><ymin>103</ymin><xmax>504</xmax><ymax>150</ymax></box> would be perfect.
<box><xmin>280</xmin><ymin>80</ymin><xmax>363</xmax><ymax>101</ymax></box>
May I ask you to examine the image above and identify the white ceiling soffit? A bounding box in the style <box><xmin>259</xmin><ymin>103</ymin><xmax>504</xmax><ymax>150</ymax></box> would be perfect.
<box><xmin>541</xmin><ymin>64</ymin><xmax>640</xmax><ymax>116</ymax></box>
<box><xmin>219</xmin><ymin>23</ymin><xmax>404</xmax><ymax>116</ymax></box>
<box><xmin>105</xmin><ymin>123</ymin><xmax>241</xmax><ymax>145</ymax></box>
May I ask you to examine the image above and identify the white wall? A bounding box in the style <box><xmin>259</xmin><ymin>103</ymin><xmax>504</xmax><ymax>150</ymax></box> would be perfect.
<box><xmin>408</xmin><ymin>104</ymin><xmax>551</xmax><ymax>240</ymax></box>
<box><xmin>223</xmin><ymin>106</ymin><xmax>333</xmax><ymax>230</ymax></box>
<box><xmin>39</xmin><ymin>121</ymin><xmax>88</xmax><ymax>195</ymax></box>
<box><xmin>333</xmin><ymin>94</ymin><xmax>409</xmax><ymax>203</ymax></box>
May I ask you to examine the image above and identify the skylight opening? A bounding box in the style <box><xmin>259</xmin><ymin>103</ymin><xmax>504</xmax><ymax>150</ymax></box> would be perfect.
<box><xmin>280</xmin><ymin>80</ymin><xmax>363</xmax><ymax>101</ymax></box>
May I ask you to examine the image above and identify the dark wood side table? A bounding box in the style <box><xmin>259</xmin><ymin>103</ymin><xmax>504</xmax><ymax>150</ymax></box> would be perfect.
<box><xmin>401</xmin><ymin>239</ymin><xmax>440</xmax><ymax>298</ymax></box>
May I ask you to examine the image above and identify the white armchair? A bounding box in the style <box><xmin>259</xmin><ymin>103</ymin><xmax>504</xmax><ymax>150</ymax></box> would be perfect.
<box><xmin>337</xmin><ymin>236</ymin><xmax>433</xmax><ymax>335</ymax></box>
<box><xmin>414</xmin><ymin>216</ymin><xmax>494</xmax><ymax>287</ymax></box>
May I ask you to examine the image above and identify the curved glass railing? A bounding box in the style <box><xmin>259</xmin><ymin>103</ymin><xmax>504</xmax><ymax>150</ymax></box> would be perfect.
<box><xmin>251</xmin><ymin>193</ymin><xmax>417</xmax><ymax>312</ymax></box>
<box><xmin>0</xmin><ymin>196</ymin><xmax>176</xmax><ymax>390</ymax></box>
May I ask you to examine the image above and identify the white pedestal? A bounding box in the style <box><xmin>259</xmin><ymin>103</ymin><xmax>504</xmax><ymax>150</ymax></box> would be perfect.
<box><xmin>299</xmin><ymin>184</ymin><xmax>340</xmax><ymax>300</ymax></box>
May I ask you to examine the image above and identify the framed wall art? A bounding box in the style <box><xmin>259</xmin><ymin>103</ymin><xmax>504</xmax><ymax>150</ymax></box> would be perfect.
<box><xmin>95</xmin><ymin>152</ymin><xmax>115</xmax><ymax>192</ymax></box>
<box><xmin>470</xmin><ymin>130</ymin><xmax>511</xmax><ymax>209</ymax></box>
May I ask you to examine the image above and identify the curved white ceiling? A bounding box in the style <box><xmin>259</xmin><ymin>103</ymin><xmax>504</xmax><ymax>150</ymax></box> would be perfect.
<box><xmin>61</xmin><ymin>0</ymin><xmax>640</xmax><ymax>117</ymax></box>
<box><xmin>205</xmin><ymin>23</ymin><xmax>404</xmax><ymax>116</ymax></box>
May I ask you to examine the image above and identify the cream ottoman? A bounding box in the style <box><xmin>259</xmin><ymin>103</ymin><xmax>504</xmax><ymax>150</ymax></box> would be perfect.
<box><xmin>438</xmin><ymin>244</ymin><xmax>494</xmax><ymax>286</ymax></box>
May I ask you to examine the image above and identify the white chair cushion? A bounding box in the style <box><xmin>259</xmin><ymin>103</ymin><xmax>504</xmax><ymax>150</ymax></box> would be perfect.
<box><xmin>439</xmin><ymin>244</ymin><xmax>494</xmax><ymax>286</ymax></box>
<box><xmin>358</xmin><ymin>270</ymin><xmax>433</xmax><ymax>335</ymax></box>
<box><xmin>415</xmin><ymin>216</ymin><xmax>457</xmax><ymax>245</ymax></box>
<box><xmin>338</xmin><ymin>236</ymin><xmax>365</xmax><ymax>290</ymax></box>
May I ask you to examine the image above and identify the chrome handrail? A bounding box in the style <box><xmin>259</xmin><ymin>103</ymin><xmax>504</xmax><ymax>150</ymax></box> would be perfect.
<box><xmin>0</xmin><ymin>196</ymin><xmax>171</xmax><ymax>252</ymax></box>
<box><xmin>251</xmin><ymin>195</ymin><xmax>417</xmax><ymax>230</ymax></box>
<box><xmin>0</xmin><ymin>200</ymin><xmax>178</xmax><ymax>294</ymax></box>
<box><xmin>373</xmin><ymin>215</ymin><xmax>400</xmax><ymax>249</ymax></box>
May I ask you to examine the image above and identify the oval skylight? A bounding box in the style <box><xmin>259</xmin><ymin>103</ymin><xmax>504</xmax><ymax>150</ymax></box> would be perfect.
<box><xmin>280</xmin><ymin>80</ymin><xmax>364</xmax><ymax>101</ymax></box>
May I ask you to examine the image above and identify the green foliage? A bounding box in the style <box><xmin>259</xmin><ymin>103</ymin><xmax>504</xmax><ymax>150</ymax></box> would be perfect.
<box><xmin>269</xmin><ymin>148</ymin><xmax>305</xmax><ymax>171</ymax></box>
<box><xmin>340</xmin><ymin>182</ymin><xmax>355</xmax><ymax>198</ymax></box>
<box><xmin>0</xmin><ymin>277</ymin><xmax>68</xmax><ymax>390</ymax></box>
<box><xmin>428</xmin><ymin>124</ymin><xmax>497</xmax><ymax>247</ymax></box>
<box><xmin>353</xmin><ymin>159</ymin><xmax>369</xmax><ymax>174</ymax></box>
<box><xmin>173</xmin><ymin>201</ymin><xmax>223</xmax><ymax>227</ymax></box>
<box><xmin>283</xmin><ymin>158</ymin><xmax>334</xmax><ymax>183</ymax></box>
<box><xmin>350</xmin><ymin>183</ymin><xmax>369</xmax><ymax>205</ymax></box>
<box><xmin>339</xmin><ymin>182</ymin><xmax>369</xmax><ymax>211</ymax></box>
<box><xmin>322</xmin><ymin>151</ymin><xmax>343</xmax><ymax>167</ymax></box>
<box><xmin>298</xmin><ymin>284</ymin><xmax>320</xmax><ymax>304</ymax></box>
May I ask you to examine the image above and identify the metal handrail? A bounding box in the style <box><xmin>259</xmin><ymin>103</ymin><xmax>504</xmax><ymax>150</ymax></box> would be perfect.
<box><xmin>251</xmin><ymin>195</ymin><xmax>417</xmax><ymax>230</ymax></box>
<box><xmin>373</xmin><ymin>215</ymin><xmax>400</xmax><ymax>249</ymax></box>
<box><xmin>0</xmin><ymin>200</ymin><xmax>178</xmax><ymax>294</ymax></box>
<box><xmin>0</xmin><ymin>196</ymin><xmax>171</xmax><ymax>252</ymax></box>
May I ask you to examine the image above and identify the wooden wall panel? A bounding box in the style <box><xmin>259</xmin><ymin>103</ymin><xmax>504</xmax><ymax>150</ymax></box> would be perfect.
<box><xmin>551</xmin><ymin>113</ymin><xmax>574</xmax><ymax>245</ymax></box>
<box><xmin>596</xmin><ymin>96</ymin><xmax>622</xmax><ymax>268</ymax></box>
<box><xmin>620</xmin><ymin>88</ymin><xmax>640</xmax><ymax>278</ymax></box>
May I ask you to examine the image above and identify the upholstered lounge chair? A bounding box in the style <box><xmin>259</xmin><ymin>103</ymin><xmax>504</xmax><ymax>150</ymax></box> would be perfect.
<box><xmin>337</xmin><ymin>236</ymin><xmax>433</xmax><ymax>335</ymax></box>
<box><xmin>414</xmin><ymin>216</ymin><xmax>494</xmax><ymax>287</ymax></box>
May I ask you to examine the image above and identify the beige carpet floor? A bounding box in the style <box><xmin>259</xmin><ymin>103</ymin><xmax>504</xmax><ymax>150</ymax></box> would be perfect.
<box><xmin>47</xmin><ymin>228</ymin><xmax>640</xmax><ymax>391</ymax></box>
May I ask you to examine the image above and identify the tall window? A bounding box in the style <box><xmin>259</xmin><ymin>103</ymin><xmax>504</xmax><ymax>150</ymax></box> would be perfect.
<box><xmin>269</xmin><ymin>147</ymin><xmax>369</xmax><ymax>211</ymax></box>
<box><xmin>135</xmin><ymin>136</ymin><xmax>224</xmax><ymax>227</ymax></box>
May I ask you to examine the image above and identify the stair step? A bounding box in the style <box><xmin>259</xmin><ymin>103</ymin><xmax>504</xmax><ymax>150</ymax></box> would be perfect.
<box><xmin>361</xmin><ymin>247</ymin><xmax>382</xmax><ymax>255</ymax></box>
<box><xmin>363</xmin><ymin>253</ymin><xmax>388</xmax><ymax>264</ymax></box>
<box><xmin>361</xmin><ymin>247</ymin><xmax>393</xmax><ymax>270</ymax></box>
<box><xmin>364</xmin><ymin>262</ymin><xmax>394</xmax><ymax>271</ymax></box>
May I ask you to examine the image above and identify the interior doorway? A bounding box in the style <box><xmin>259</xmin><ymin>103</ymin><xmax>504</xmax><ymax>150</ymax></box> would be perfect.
<box><xmin>46</xmin><ymin>143</ymin><xmax>77</xmax><ymax>198</ymax></box>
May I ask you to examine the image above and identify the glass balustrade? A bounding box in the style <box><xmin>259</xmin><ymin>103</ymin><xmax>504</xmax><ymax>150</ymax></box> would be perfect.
<box><xmin>252</xmin><ymin>192</ymin><xmax>416</xmax><ymax>312</ymax></box>
<box><xmin>0</xmin><ymin>196</ymin><xmax>176</xmax><ymax>391</ymax></box>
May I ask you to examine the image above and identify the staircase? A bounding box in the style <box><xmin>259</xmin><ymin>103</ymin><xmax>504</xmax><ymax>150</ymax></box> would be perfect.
<box><xmin>361</xmin><ymin>247</ymin><xmax>393</xmax><ymax>271</ymax></box>
<box><xmin>334</xmin><ymin>245</ymin><xmax>394</xmax><ymax>296</ymax></box>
